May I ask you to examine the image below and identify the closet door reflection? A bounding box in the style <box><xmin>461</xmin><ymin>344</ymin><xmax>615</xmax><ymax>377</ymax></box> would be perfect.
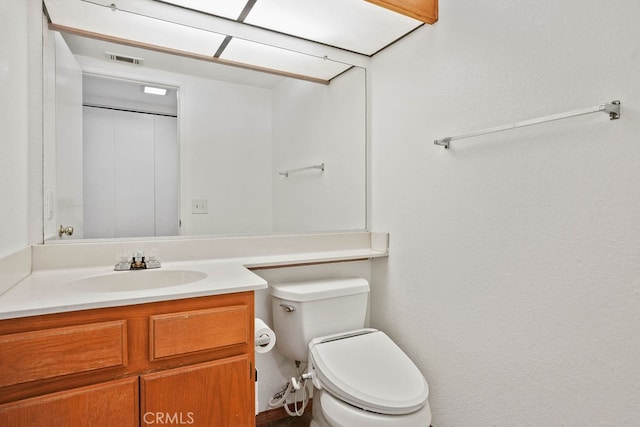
<box><xmin>153</xmin><ymin>115</ymin><xmax>179</xmax><ymax>237</ymax></box>
<box><xmin>83</xmin><ymin>107</ymin><xmax>178</xmax><ymax>238</ymax></box>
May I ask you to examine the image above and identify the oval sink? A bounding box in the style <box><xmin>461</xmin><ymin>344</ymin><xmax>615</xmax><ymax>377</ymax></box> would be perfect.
<box><xmin>68</xmin><ymin>270</ymin><xmax>208</xmax><ymax>293</ymax></box>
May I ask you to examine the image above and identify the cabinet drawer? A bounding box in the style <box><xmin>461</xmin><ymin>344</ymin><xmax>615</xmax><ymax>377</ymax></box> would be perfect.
<box><xmin>0</xmin><ymin>320</ymin><xmax>127</xmax><ymax>387</ymax></box>
<box><xmin>150</xmin><ymin>305</ymin><xmax>248</xmax><ymax>360</ymax></box>
<box><xmin>0</xmin><ymin>376</ymin><xmax>138</xmax><ymax>427</ymax></box>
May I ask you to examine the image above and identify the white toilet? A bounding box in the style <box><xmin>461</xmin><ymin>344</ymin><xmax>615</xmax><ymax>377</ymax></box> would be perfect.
<box><xmin>270</xmin><ymin>278</ymin><xmax>432</xmax><ymax>427</ymax></box>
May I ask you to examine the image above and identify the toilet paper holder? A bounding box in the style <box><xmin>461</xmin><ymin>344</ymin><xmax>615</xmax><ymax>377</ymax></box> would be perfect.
<box><xmin>254</xmin><ymin>318</ymin><xmax>276</xmax><ymax>353</ymax></box>
<box><xmin>255</xmin><ymin>334</ymin><xmax>272</xmax><ymax>347</ymax></box>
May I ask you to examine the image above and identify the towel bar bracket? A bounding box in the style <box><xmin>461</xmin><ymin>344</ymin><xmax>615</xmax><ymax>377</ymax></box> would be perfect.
<box><xmin>605</xmin><ymin>100</ymin><xmax>621</xmax><ymax>120</ymax></box>
<box><xmin>434</xmin><ymin>137</ymin><xmax>452</xmax><ymax>150</ymax></box>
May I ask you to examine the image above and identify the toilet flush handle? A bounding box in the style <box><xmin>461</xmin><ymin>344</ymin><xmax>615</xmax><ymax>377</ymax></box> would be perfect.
<box><xmin>279</xmin><ymin>304</ymin><xmax>296</xmax><ymax>313</ymax></box>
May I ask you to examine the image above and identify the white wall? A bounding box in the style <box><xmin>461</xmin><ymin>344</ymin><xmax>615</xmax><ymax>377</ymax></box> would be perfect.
<box><xmin>0</xmin><ymin>0</ymin><xmax>29</xmax><ymax>256</ymax></box>
<box><xmin>0</xmin><ymin>0</ymin><xmax>42</xmax><ymax>257</ymax></box>
<box><xmin>369</xmin><ymin>1</ymin><xmax>640</xmax><ymax>425</ymax></box>
<box><xmin>272</xmin><ymin>67</ymin><xmax>366</xmax><ymax>232</ymax></box>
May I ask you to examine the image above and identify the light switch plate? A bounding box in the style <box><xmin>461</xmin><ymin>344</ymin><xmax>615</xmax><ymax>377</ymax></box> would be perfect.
<box><xmin>192</xmin><ymin>199</ymin><xmax>208</xmax><ymax>214</ymax></box>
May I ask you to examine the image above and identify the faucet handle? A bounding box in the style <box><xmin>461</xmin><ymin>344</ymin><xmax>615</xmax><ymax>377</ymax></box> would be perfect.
<box><xmin>145</xmin><ymin>248</ymin><xmax>161</xmax><ymax>269</ymax></box>
<box><xmin>133</xmin><ymin>251</ymin><xmax>144</xmax><ymax>262</ymax></box>
<box><xmin>116</xmin><ymin>250</ymin><xmax>131</xmax><ymax>263</ymax></box>
<box><xmin>147</xmin><ymin>248</ymin><xmax>159</xmax><ymax>261</ymax></box>
<box><xmin>114</xmin><ymin>250</ymin><xmax>132</xmax><ymax>271</ymax></box>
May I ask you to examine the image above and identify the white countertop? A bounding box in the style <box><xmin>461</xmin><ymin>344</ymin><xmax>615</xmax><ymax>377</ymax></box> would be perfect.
<box><xmin>0</xmin><ymin>259</ymin><xmax>267</xmax><ymax>320</ymax></box>
<box><xmin>0</xmin><ymin>241</ymin><xmax>387</xmax><ymax>320</ymax></box>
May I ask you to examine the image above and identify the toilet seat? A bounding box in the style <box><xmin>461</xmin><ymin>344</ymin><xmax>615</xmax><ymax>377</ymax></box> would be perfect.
<box><xmin>308</xmin><ymin>329</ymin><xmax>429</xmax><ymax>416</ymax></box>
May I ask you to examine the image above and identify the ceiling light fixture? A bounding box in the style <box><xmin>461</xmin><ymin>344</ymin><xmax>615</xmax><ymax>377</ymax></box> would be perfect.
<box><xmin>143</xmin><ymin>86</ymin><xmax>168</xmax><ymax>95</ymax></box>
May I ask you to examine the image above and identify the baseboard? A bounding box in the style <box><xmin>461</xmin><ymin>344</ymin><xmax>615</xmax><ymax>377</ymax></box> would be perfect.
<box><xmin>256</xmin><ymin>399</ymin><xmax>313</xmax><ymax>425</ymax></box>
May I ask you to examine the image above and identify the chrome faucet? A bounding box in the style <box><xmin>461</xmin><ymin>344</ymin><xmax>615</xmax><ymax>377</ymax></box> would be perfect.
<box><xmin>131</xmin><ymin>251</ymin><xmax>146</xmax><ymax>270</ymax></box>
<box><xmin>114</xmin><ymin>250</ymin><xmax>161</xmax><ymax>271</ymax></box>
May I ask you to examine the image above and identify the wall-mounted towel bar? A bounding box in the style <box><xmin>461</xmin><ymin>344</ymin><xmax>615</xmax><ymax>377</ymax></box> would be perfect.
<box><xmin>279</xmin><ymin>163</ymin><xmax>325</xmax><ymax>177</ymax></box>
<box><xmin>434</xmin><ymin>100</ymin><xmax>621</xmax><ymax>150</ymax></box>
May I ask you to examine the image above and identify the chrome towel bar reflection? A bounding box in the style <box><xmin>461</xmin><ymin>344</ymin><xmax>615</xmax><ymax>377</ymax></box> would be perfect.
<box><xmin>434</xmin><ymin>100</ymin><xmax>621</xmax><ymax>149</ymax></box>
<box><xmin>279</xmin><ymin>163</ymin><xmax>325</xmax><ymax>177</ymax></box>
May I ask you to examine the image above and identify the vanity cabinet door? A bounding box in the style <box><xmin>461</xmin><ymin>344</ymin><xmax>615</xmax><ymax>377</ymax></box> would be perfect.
<box><xmin>0</xmin><ymin>377</ymin><xmax>138</xmax><ymax>427</ymax></box>
<box><xmin>140</xmin><ymin>355</ymin><xmax>254</xmax><ymax>427</ymax></box>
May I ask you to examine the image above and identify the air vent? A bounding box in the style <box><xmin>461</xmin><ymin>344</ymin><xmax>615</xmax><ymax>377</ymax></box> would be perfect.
<box><xmin>106</xmin><ymin>52</ymin><xmax>144</xmax><ymax>65</ymax></box>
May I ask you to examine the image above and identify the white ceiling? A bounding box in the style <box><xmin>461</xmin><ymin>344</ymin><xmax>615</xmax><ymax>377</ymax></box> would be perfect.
<box><xmin>82</xmin><ymin>74</ymin><xmax>178</xmax><ymax>115</ymax></box>
<box><xmin>44</xmin><ymin>0</ymin><xmax>423</xmax><ymax>82</ymax></box>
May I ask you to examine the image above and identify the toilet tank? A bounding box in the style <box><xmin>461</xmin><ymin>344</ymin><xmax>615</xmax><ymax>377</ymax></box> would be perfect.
<box><xmin>270</xmin><ymin>278</ymin><xmax>370</xmax><ymax>362</ymax></box>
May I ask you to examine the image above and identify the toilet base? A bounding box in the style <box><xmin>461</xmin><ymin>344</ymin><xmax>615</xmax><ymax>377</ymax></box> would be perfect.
<box><xmin>311</xmin><ymin>388</ymin><xmax>431</xmax><ymax>427</ymax></box>
<box><xmin>310</xmin><ymin>391</ymin><xmax>330</xmax><ymax>427</ymax></box>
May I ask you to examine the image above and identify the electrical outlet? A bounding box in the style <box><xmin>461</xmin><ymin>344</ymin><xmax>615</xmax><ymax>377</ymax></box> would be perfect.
<box><xmin>192</xmin><ymin>199</ymin><xmax>208</xmax><ymax>214</ymax></box>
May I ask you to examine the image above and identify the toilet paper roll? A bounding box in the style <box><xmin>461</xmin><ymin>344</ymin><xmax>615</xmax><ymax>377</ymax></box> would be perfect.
<box><xmin>254</xmin><ymin>318</ymin><xmax>276</xmax><ymax>354</ymax></box>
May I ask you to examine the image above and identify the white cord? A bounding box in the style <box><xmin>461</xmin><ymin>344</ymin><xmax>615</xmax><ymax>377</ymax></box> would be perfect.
<box><xmin>283</xmin><ymin>377</ymin><xmax>311</xmax><ymax>417</ymax></box>
<box><xmin>268</xmin><ymin>363</ymin><xmax>312</xmax><ymax>417</ymax></box>
<box><xmin>268</xmin><ymin>382</ymin><xmax>292</xmax><ymax>407</ymax></box>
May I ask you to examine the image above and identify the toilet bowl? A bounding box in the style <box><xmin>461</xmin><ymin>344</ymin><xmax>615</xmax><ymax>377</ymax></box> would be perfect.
<box><xmin>311</xmin><ymin>388</ymin><xmax>432</xmax><ymax>427</ymax></box>
<box><xmin>270</xmin><ymin>278</ymin><xmax>431</xmax><ymax>427</ymax></box>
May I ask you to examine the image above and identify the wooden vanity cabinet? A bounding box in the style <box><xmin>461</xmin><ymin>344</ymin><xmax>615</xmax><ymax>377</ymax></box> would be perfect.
<box><xmin>0</xmin><ymin>292</ymin><xmax>255</xmax><ymax>427</ymax></box>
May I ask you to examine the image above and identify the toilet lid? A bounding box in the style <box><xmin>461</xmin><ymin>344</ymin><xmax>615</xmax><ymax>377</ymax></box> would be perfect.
<box><xmin>309</xmin><ymin>329</ymin><xmax>429</xmax><ymax>415</ymax></box>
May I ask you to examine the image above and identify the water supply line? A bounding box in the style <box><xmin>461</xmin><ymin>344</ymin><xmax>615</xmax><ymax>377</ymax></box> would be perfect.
<box><xmin>268</xmin><ymin>362</ymin><xmax>313</xmax><ymax>417</ymax></box>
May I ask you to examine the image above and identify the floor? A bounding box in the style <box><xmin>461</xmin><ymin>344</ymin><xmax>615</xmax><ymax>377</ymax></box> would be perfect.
<box><xmin>256</xmin><ymin>412</ymin><xmax>313</xmax><ymax>427</ymax></box>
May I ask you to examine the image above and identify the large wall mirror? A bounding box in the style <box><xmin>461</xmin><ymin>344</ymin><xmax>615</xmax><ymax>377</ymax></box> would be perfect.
<box><xmin>42</xmin><ymin>1</ymin><xmax>379</xmax><ymax>242</ymax></box>
<box><xmin>42</xmin><ymin>0</ymin><xmax>426</xmax><ymax>242</ymax></box>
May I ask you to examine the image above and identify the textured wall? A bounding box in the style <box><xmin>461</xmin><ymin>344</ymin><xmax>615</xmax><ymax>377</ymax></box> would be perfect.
<box><xmin>0</xmin><ymin>0</ymin><xmax>42</xmax><ymax>257</ymax></box>
<box><xmin>369</xmin><ymin>0</ymin><xmax>640</xmax><ymax>425</ymax></box>
<box><xmin>0</xmin><ymin>1</ymin><xmax>29</xmax><ymax>257</ymax></box>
